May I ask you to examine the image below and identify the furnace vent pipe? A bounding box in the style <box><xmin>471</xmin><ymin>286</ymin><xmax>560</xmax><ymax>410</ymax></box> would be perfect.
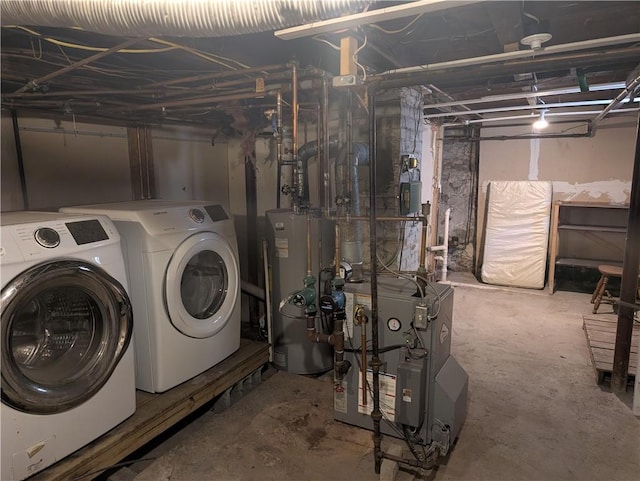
<box><xmin>1</xmin><ymin>0</ymin><xmax>363</xmax><ymax>37</ymax></box>
<box><xmin>336</xmin><ymin>143</ymin><xmax>369</xmax><ymax>272</ymax></box>
<box><xmin>296</xmin><ymin>137</ymin><xmax>340</xmax><ymax>204</ymax></box>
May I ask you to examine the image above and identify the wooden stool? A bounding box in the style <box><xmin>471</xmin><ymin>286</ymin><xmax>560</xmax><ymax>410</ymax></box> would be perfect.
<box><xmin>591</xmin><ymin>264</ymin><xmax>640</xmax><ymax>314</ymax></box>
<box><xmin>591</xmin><ymin>265</ymin><xmax>622</xmax><ymax>313</ymax></box>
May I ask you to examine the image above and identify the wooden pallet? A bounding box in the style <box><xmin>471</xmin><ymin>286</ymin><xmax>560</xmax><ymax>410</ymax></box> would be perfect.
<box><xmin>583</xmin><ymin>316</ymin><xmax>638</xmax><ymax>384</ymax></box>
<box><xmin>30</xmin><ymin>339</ymin><xmax>270</xmax><ymax>481</ymax></box>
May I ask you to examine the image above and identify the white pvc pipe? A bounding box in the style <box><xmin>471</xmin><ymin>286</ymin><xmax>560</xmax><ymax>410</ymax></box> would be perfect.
<box><xmin>442</xmin><ymin>208</ymin><xmax>450</xmax><ymax>282</ymax></box>
<box><xmin>429</xmin><ymin>208</ymin><xmax>450</xmax><ymax>281</ymax></box>
<box><xmin>380</xmin><ymin>33</ymin><xmax>640</xmax><ymax>77</ymax></box>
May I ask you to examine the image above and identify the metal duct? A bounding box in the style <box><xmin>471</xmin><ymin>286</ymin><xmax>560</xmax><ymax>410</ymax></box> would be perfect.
<box><xmin>297</xmin><ymin>137</ymin><xmax>340</xmax><ymax>204</ymax></box>
<box><xmin>1</xmin><ymin>0</ymin><xmax>363</xmax><ymax>37</ymax></box>
<box><xmin>337</xmin><ymin>143</ymin><xmax>369</xmax><ymax>275</ymax></box>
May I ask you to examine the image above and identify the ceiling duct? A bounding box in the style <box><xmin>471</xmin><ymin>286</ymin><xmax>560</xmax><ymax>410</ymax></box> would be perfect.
<box><xmin>0</xmin><ymin>0</ymin><xmax>364</xmax><ymax>37</ymax></box>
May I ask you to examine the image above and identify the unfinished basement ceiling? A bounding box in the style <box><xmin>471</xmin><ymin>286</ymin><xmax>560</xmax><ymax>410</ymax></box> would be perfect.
<box><xmin>1</xmin><ymin>1</ymin><xmax>639</xmax><ymax>128</ymax></box>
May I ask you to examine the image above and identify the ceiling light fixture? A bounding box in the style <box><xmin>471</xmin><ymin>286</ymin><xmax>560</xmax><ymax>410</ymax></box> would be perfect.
<box><xmin>532</xmin><ymin>110</ymin><xmax>549</xmax><ymax>129</ymax></box>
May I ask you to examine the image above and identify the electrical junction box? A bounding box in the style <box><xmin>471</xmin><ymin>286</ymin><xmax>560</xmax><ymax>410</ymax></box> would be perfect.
<box><xmin>400</xmin><ymin>182</ymin><xmax>422</xmax><ymax>215</ymax></box>
<box><xmin>332</xmin><ymin>75</ymin><xmax>358</xmax><ymax>88</ymax></box>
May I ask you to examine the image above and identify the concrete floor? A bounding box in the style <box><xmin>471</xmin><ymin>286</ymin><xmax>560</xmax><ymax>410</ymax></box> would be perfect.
<box><xmin>116</xmin><ymin>276</ymin><xmax>639</xmax><ymax>481</ymax></box>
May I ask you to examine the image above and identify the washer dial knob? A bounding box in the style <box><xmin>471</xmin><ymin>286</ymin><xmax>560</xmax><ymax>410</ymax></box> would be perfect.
<box><xmin>34</xmin><ymin>227</ymin><xmax>60</xmax><ymax>248</ymax></box>
<box><xmin>188</xmin><ymin>208</ymin><xmax>205</xmax><ymax>223</ymax></box>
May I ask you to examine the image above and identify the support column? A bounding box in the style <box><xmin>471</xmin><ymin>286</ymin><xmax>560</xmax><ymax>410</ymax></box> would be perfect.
<box><xmin>612</xmin><ymin>114</ymin><xmax>640</xmax><ymax>392</ymax></box>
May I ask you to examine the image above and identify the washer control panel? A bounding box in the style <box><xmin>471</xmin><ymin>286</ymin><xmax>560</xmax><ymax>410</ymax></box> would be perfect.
<box><xmin>34</xmin><ymin>227</ymin><xmax>61</xmax><ymax>248</ymax></box>
<box><xmin>188</xmin><ymin>208</ymin><xmax>205</xmax><ymax>223</ymax></box>
<box><xmin>1</xmin><ymin>215</ymin><xmax>118</xmax><ymax>262</ymax></box>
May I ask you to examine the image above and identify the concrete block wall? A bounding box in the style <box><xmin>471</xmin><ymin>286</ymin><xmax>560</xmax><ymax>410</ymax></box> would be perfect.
<box><xmin>440</xmin><ymin>132</ymin><xmax>477</xmax><ymax>272</ymax></box>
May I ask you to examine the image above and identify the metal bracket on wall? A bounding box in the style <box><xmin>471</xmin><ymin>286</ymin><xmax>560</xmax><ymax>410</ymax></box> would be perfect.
<box><xmin>127</xmin><ymin>125</ymin><xmax>155</xmax><ymax>200</ymax></box>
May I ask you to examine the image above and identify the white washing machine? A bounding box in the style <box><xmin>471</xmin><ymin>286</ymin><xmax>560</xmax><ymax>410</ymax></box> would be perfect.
<box><xmin>62</xmin><ymin>200</ymin><xmax>241</xmax><ymax>393</ymax></box>
<box><xmin>1</xmin><ymin>211</ymin><xmax>136</xmax><ymax>481</ymax></box>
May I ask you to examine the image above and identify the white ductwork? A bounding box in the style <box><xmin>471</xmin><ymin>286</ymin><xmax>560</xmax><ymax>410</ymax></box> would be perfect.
<box><xmin>1</xmin><ymin>0</ymin><xmax>363</xmax><ymax>37</ymax></box>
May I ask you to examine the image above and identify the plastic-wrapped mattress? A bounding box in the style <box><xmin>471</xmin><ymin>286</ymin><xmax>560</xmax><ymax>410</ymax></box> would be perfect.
<box><xmin>481</xmin><ymin>181</ymin><xmax>552</xmax><ymax>289</ymax></box>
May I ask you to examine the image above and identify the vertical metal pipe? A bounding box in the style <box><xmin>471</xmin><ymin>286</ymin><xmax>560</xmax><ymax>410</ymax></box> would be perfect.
<box><xmin>276</xmin><ymin>91</ymin><xmax>283</xmax><ymax>209</ymax></box>
<box><xmin>334</xmin><ymin>223</ymin><xmax>341</xmax><ymax>272</ymax></box>
<box><xmin>346</xmin><ymin>90</ymin><xmax>354</xmax><ymax>206</ymax></box>
<box><xmin>245</xmin><ymin>155</ymin><xmax>260</xmax><ymax>330</ymax></box>
<box><xmin>292</xmin><ymin>63</ymin><xmax>299</xmax><ymax>211</ymax></box>
<box><xmin>317</xmin><ymin>103</ymin><xmax>323</xmax><ymax>209</ymax></box>
<box><xmin>368</xmin><ymin>85</ymin><xmax>383</xmax><ymax>474</ymax></box>
<box><xmin>306</xmin><ymin>211</ymin><xmax>313</xmax><ymax>276</ymax></box>
<box><xmin>612</xmin><ymin>114</ymin><xmax>640</xmax><ymax>392</ymax></box>
<box><xmin>322</xmin><ymin>78</ymin><xmax>331</xmax><ymax>214</ymax></box>
<box><xmin>10</xmin><ymin>109</ymin><xmax>29</xmax><ymax>210</ymax></box>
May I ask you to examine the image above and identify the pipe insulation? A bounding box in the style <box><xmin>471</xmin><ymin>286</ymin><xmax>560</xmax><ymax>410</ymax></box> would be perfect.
<box><xmin>1</xmin><ymin>0</ymin><xmax>363</xmax><ymax>37</ymax></box>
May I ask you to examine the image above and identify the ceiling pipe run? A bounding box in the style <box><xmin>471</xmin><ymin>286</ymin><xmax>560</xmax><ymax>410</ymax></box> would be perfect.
<box><xmin>424</xmin><ymin>82</ymin><xmax>626</xmax><ymax>111</ymax></box>
<box><xmin>0</xmin><ymin>0</ymin><xmax>363</xmax><ymax>37</ymax></box>
<box><xmin>593</xmin><ymin>74</ymin><xmax>640</xmax><ymax>127</ymax></box>
<box><xmin>424</xmin><ymin>98</ymin><xmax>639</xmax><ymax>119</ymax></box>
<box><xmin>440</xmin><ymin>108</ymin><xmax>639</xmax><ymax>127</ymax></box>
<box><xmin>376</xmin><ymin>33</ymin><xmax>640</xmax><ymax>78</ymax></box>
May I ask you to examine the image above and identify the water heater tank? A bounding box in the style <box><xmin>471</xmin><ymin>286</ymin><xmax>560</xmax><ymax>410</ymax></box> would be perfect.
<box><xmin>266</xmin><ymin>209</ymin><xmax>335</xmax><ymax>374</ymax></box>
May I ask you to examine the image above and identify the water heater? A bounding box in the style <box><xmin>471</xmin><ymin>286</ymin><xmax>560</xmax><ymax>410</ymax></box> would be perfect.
<box><xmin>266</xmin><ymin>209</ymin><xmax>335</xmax><ymax>374</ymax></box>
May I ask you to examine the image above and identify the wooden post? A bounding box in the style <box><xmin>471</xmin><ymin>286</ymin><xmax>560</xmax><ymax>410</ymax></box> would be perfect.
<box><xmin>127</xmin><ymin>125</ymin><xmax>155</xmax><ymax>200</ymax></box>
<box><xmin>612</xmin><ymin>114</ymin><xmax>640</xmax><ymax>392</ymax></box>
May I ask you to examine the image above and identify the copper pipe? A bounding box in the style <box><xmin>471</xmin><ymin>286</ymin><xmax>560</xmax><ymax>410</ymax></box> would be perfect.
<box><xmin>419</xmin><ymin>217</ymin><xmax>428</xmax><ymax>269</ymax></box>
<box><xmin>354</xmin><ymin>306</ymin><xmax>368</xmax><ymax>406</ymax></box>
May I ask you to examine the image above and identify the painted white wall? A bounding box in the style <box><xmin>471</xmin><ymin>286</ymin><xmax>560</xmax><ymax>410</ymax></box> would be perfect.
<box><xmin>476</xmin><ymin>116</ymin><xmax>637</xmax><ymax>265</ymax></box>
<box><xmin>1</xmin><ymin>111</ymin><xmax>24</xmax><ymax>211</ymax></box>
<box><xmin>1</xmin><ymin>115</ymin><xmax>131</xmax><ymax>211</ymax></box>
<box><xmin>152</xmin><ymin>124</ymin><xmax>230</xmax><ymax>208</ymax></box>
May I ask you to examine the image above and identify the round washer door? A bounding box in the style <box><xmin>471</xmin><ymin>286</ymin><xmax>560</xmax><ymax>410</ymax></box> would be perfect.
<box><xmin>165</xmin><ymin>232</ymin><xmax>239</xmax><ymax>338</ymax></box>
<box><xmin>1</xmin><ymin>260</ymin><xmax>132</xmax><ymax>414</ymax></box>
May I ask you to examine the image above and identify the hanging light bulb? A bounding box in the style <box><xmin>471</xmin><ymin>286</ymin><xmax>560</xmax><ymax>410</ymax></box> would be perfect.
<box><xmin>533</xmin><ymin>110</ymin><xmax>549</xmax><ymax>129</ymax></box>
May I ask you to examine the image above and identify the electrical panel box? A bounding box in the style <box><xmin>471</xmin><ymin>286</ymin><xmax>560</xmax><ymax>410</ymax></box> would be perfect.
<box><xmin>396</xmin><ymin>356</ymin><xmax>428</xmax><ymax>427</ymax></box>
<box><xmin>400</xmin><ymin>182</ymin><xmax>421</xmax><ymax>215</ymax></box>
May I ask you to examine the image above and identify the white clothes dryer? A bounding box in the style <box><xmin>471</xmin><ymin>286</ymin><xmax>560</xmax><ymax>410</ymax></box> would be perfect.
<box><xmin>1</xmin><ymin>211</ymin><xmax>135</xmax><ymax>481</ymax></box>
<box><xmin>62</xmin><ymin>200</ymin><xmax>241</xmax><ymax>393</ymax></box>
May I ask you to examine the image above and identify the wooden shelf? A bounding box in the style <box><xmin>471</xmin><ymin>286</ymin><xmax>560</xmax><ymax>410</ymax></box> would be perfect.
<box><xmin>548</xmin><ymin>201</ymin><xmax>629</xmax><ymax>293</ymax></box>
<box><xmin>30</xmin><ymin>339</ymin><xmax>270</xmax><ymax>481</ymax></box>
<box><xmin>555</xmin><ymin>258</ymin><xmax>623</xmax><ymax>268</ymax></box>
<box><xmin>557</xmin><ymin>225</ymin><xmax>627</xmax><ymax>233</ymax></box>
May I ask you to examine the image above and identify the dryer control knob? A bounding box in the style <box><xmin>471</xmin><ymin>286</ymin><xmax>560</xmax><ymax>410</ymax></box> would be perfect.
<box><xmin>34</xmin><ymin>227</ymin><xmax>60</xmax><ymax>248</ymax></box>
<box><xmin>188</xmin><ymin>208</ymin><xmax>205</xmax><ymax>223</ymax></box>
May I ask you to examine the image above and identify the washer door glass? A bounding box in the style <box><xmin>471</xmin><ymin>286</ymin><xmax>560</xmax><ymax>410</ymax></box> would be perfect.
<box><xmin>1</xmin><ymin>260</ymin><xmax>132</xmax><ymax>414</ymax></box>
<box><xmin>165</xmin><ymin>232</ymin><xmax>238</xmax><ymax>338</ymax></box>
